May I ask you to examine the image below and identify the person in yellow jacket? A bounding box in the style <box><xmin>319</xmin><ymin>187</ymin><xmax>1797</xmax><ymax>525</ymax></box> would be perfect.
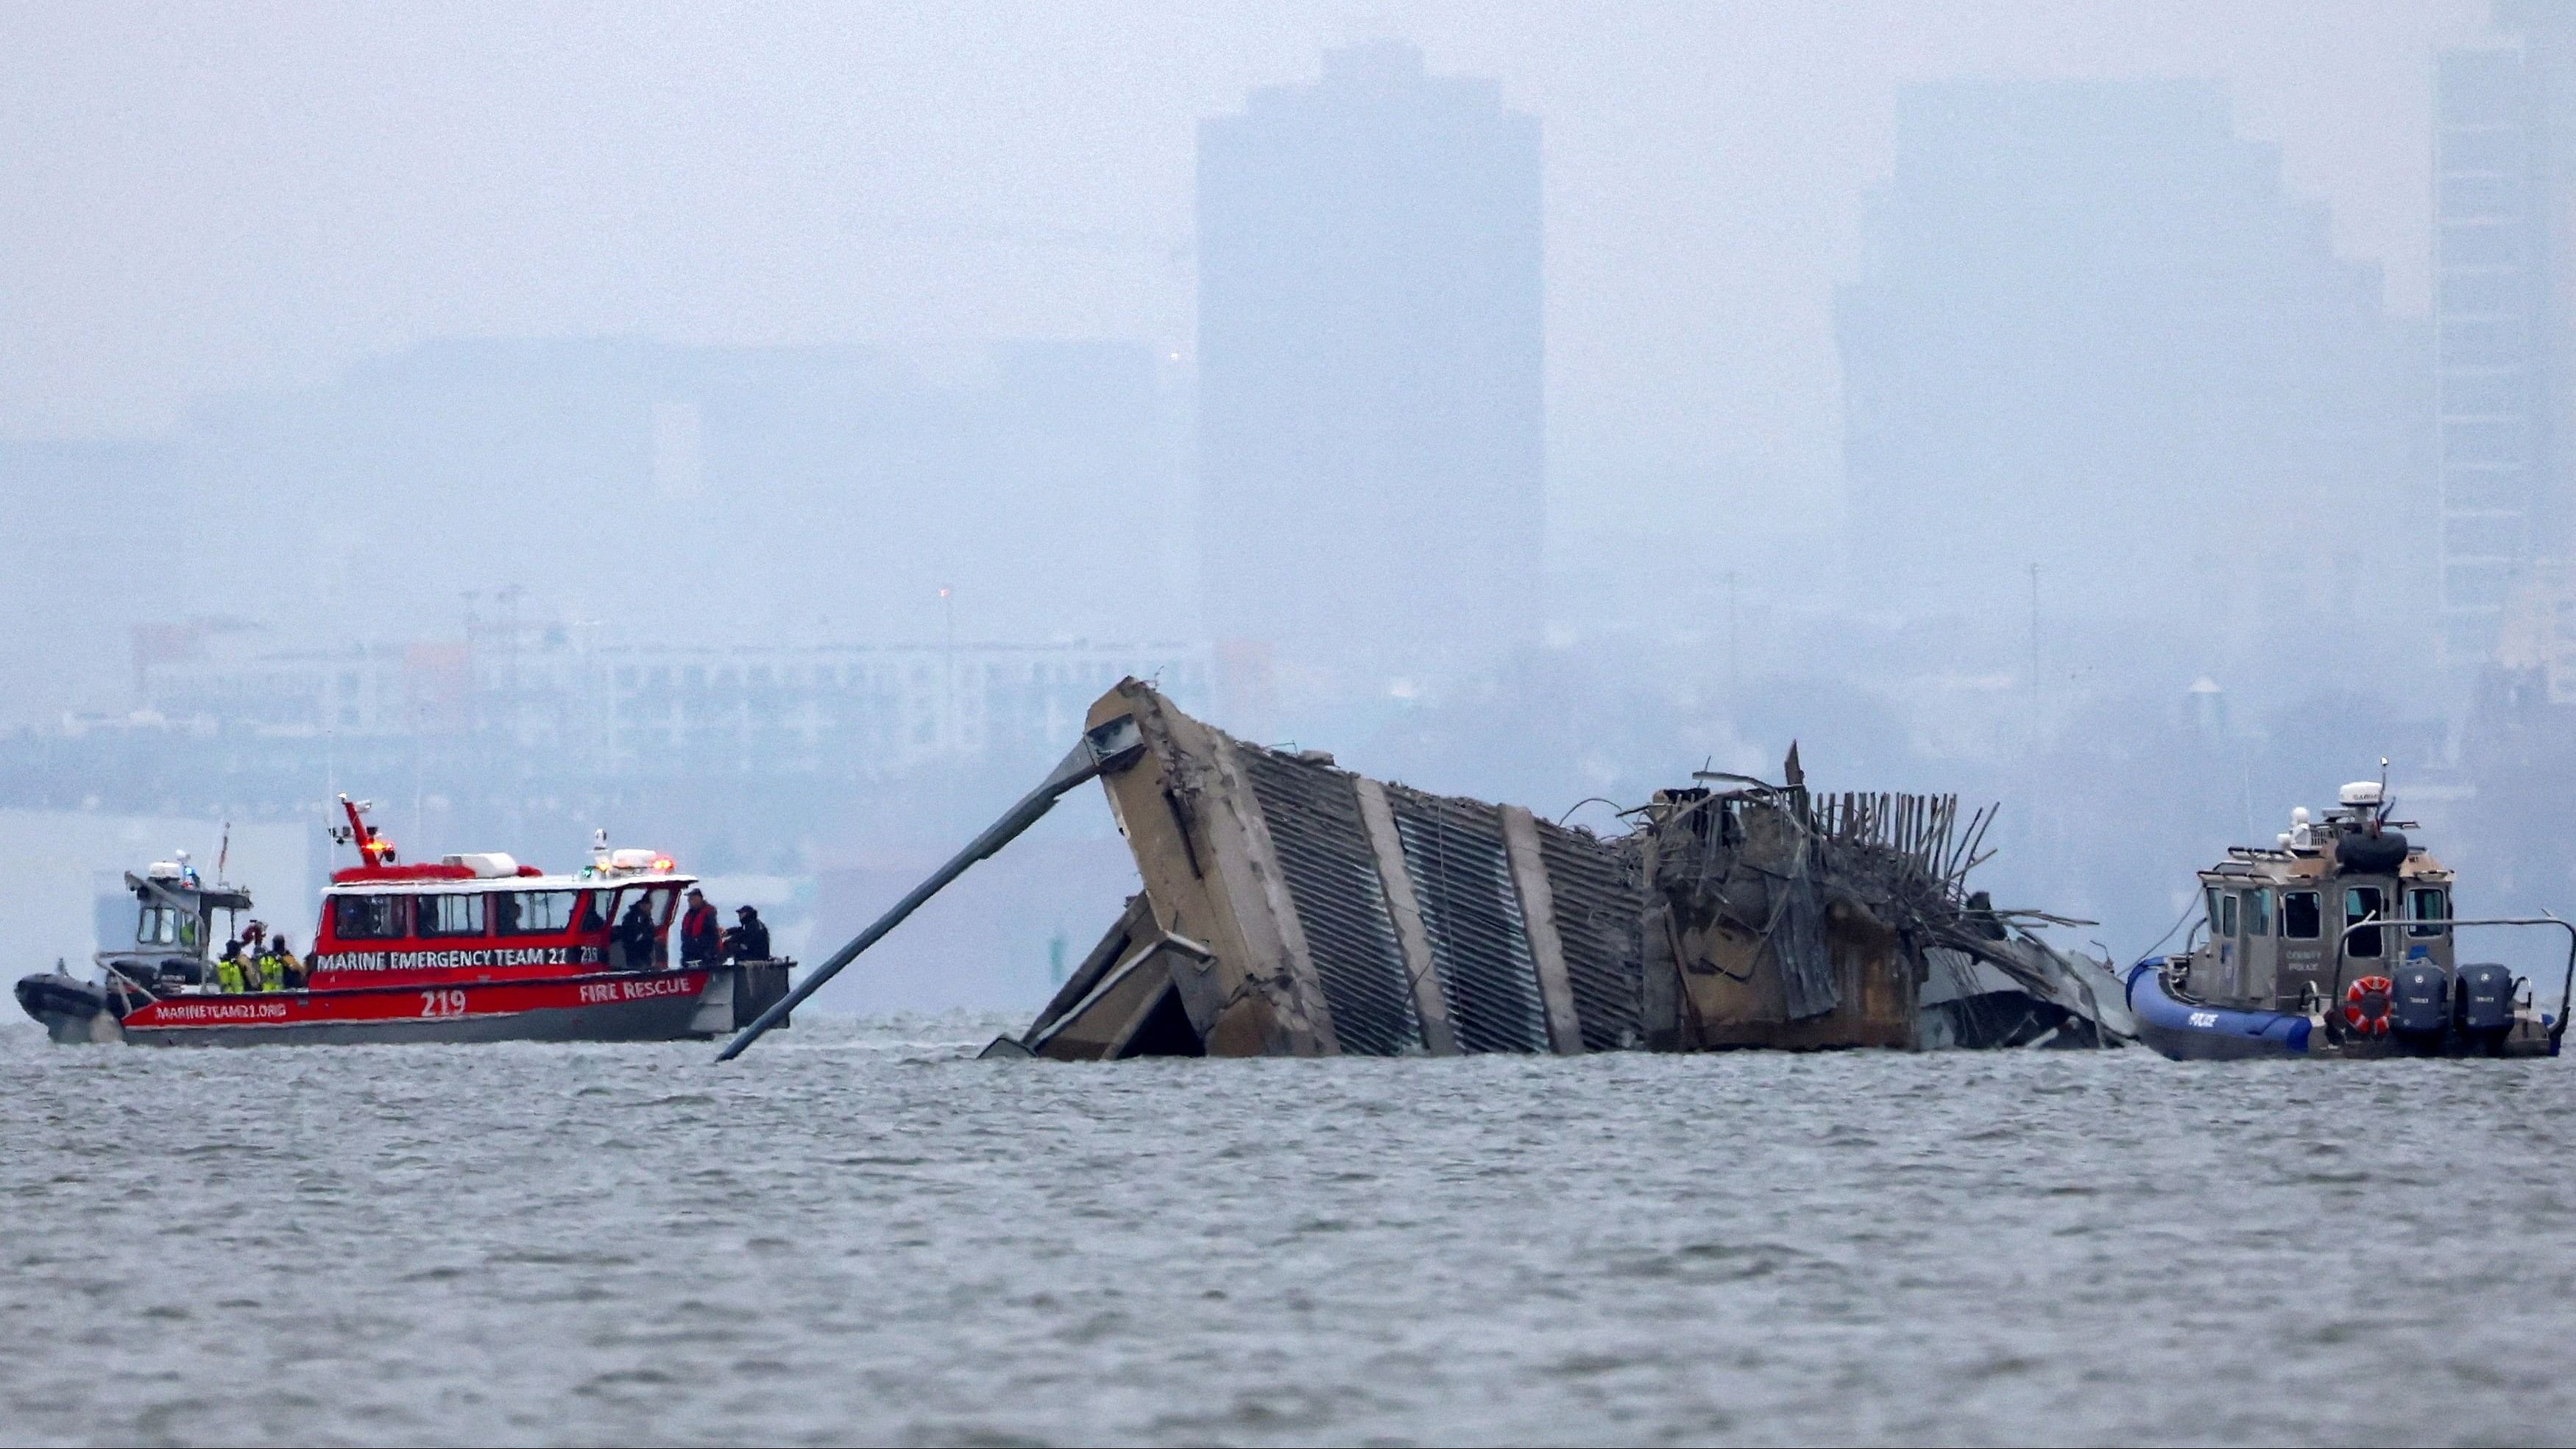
<box><xmin>213</xmin><ymin>940</ymin><xmax>248</xmax><ymax>994</ymax></box>
<box><xmin>255</xmin><ymin>940</ymin><xmax>289</xmax><ymax>992</ymax></box>
<box><xmin>266</xmin><ymin>937</ymin><xmax>305</xmax><ymax>990</ymax></box>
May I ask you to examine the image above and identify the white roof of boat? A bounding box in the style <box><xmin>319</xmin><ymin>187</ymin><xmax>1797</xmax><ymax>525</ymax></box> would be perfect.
<box><xmin>323</xmin><ymin>872</ymin><xmax>698</xmax><ymax>895</ymax></box>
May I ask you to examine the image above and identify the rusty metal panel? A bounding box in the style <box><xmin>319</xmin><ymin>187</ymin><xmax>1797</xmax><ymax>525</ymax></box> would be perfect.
<box><xmin>1535</xmin><ymin>820</ymin><xmax>1644</xmax><ymax>1051</ymax></box>
<box><xmin>1387</xmin><ymin>787</ymin><xmax>1551</xmax><ymax>1054</ymax></box>
<box><xmin>1236</xmin><ymin>747</ymin><xmax>1422</xmax><ymax>1055</ymax></box>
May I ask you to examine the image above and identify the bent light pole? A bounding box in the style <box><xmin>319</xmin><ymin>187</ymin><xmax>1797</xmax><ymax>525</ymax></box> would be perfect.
<box><xmin>716</xmin><ymin>713</ymin><xmax>1144</xmax><ymax>1062</ymax></box>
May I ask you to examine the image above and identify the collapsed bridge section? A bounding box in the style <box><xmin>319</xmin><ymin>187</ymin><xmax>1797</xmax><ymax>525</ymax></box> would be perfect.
<box><xmin>1002</xmin><ymin>680</ymin><xmax>2127</xmax><ymax>1060</ymax></box>
<box><xmin>1014</xmin><ymin>679</ymin><xmax>1636</xmax><ymax>1059</ymax></box>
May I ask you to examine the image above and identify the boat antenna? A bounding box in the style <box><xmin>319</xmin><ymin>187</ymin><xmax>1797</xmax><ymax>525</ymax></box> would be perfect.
<box><xmin>2375</xmin><ymin>756</ymin><xmax>2393</xmax><ymax>828</ymax></box>
<box><xmin>331</xmin><ymin>793</ymin><xmax>396</xmax><ymax>867</ymax></box>
<box><xmin>216</xmin><ymin>821</ymin><xmax>230</xmax><ymax>882</ymax></box>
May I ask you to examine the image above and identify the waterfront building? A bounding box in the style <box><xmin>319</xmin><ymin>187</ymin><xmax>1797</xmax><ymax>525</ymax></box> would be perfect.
<box><xmin>132</xmin><ymin>625</ymin><xmax>1211</xmax><ymax>779</ymax></box>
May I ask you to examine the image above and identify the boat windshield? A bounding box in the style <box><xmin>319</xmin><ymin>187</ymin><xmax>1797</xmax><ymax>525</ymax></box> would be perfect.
<box><xmin>2409</xmin><ymin>887</ymin><xmax>2449</xmax><ymax>938</ymax></box>
<box><xmin>135</xmin><ymin>904</ymin><xmax>195</xmax><ymax>949</ymax></box>
<box><xmin>598</xmin><ymin>884</ymin><xmax>682</xmax><ymax>971</ymax></box>
<box><xmin>2346</xmin><ymin>886</ymin><xmax>2386</xmax><ymax>958</ymax></box>
<box><xmin>333</xmin><ymin>894</ymin><xmax>408</xmax><ymax>940</ymax></box>
<box><xmin>2282</xmin><ymin>890</ymin><xmax>2321</xmax><ymax>940</ymax></box>
<box><xmin>417</xmin><ymin>893</ymin><xmax>486</xmax><ymax>938</ymax></box>
<box><xmin>496</xmin><ymin>889</ymin><xmax>583</xmax><ymax>935</ymax></box>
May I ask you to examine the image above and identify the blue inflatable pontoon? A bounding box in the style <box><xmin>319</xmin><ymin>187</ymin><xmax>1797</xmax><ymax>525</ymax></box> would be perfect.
<box><xmin>2126</xmin><ymin>958</ymin><xmax>2315</xmax><ymax>1060</ymax></box>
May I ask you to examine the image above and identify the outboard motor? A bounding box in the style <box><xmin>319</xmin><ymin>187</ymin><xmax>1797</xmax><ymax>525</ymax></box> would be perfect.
<box><xmin>2455</xmin><ymin>963</ymin><xmax>2517</xmax><ymax>1052</ymax></box>
<box><xmin>2390</xmin><ymin>963</ymin><xmax>2452</xmax><ymax>1044</ymax></box>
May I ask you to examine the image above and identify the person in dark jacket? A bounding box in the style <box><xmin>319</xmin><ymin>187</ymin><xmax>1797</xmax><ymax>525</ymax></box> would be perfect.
<box><xmin>679</xmin><ymin>888</ymin><xmax>722</xmax><ymax>968</ymax></box>
<box><xmin>618</xmin><ymin>898</ymin><xmax>659</xmax><ymax>971</ymax></box>
<box><xmin>724</xmin><ymin>904</ymin><xmax>771</xmax><ymax>963</ymax></box>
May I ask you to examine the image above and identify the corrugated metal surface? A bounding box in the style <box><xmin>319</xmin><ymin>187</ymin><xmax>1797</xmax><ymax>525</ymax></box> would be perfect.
<box><xmin>1237</xmin><ymin>748</ymin><xmax>1422</xmax><ymax>1055</ymax></box>
<box><xmin>1536</xmin><ymin>819</ymin><xmax>1643</xmax><ymax>1050</ymax></box>
<box><xmin>1388</xmin><ymin>787</ymin><xmax>1551</xmax><ymax>1054</ymax></box>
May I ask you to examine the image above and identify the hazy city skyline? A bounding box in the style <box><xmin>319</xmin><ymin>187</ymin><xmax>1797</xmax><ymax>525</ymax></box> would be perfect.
<box><xmin>0</xmin><ymin>2</ymin><xmax>2486</xmax><ymax>536</ymax></box>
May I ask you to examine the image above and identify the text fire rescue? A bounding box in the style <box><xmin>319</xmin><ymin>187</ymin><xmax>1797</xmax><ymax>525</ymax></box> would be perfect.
<box><xmin>578</xmin><ymin>975</ymin><xmax>700</xmax><ymax>1004</ymax></box>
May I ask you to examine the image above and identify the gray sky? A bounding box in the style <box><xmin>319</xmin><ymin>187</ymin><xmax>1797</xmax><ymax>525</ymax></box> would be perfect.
<box><xmin>0</xmin><ymin>1</ymin><xmax>2485</xmax><ymax>531</ymax></box>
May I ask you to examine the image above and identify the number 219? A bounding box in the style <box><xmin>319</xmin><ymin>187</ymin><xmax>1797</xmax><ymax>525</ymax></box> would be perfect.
<box><xmin>420</xmin><ymin>989</ymin><xmax>467</xmax><ymax>1018</ymax></box>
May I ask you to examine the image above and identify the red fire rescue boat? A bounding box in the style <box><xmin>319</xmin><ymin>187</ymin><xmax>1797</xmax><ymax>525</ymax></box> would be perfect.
<box><xmin>13</xmin><ymin>796</ymin><xmax>791</xmax><ymax>1047</ymax></box>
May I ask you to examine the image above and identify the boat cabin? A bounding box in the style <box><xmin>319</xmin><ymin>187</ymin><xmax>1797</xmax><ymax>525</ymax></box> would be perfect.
<box><xmin>2180</xmin><ymin>780</ymin><xmax>2452</xmax><ymax>1013</ymax></box>
<box><xmin>99</xmin><ymin>860</ymin><xmax>252</xmax><ymax>991</ymax></box>
<box><xmin>309</xmin><ymin>848</ymin><xmax>695</xmax><ymax>991</ymax></box>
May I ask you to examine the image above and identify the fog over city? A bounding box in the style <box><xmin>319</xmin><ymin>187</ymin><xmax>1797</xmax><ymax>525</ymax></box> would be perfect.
<box><xmin>5</xmin><ymin>0</ymin><xmax>2566</xmax><ymax>1010</ymax></box>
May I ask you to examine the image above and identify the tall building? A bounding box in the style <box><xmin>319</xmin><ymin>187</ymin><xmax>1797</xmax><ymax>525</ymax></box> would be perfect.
<box><xmin>1197</xmin><ymin>40</ymin><xmax>1543</xmax><ymax>689</ymax></box>
<box><xmin>1836</xmin><ymin>81</ymin><xmax>2430</xmax><ymax>680</ymax></box>
<box><xmin>2439</xmin><ymin>5</ymin><xmax>2572</xmax><ymax>665</ymax></box>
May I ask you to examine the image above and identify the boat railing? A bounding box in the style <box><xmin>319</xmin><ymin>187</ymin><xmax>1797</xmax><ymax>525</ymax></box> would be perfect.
<box><xmin>2329</xmin><ymin>916</ymin><xmax>2576</xmax><ymax>1048</ymax></box>
<box><xmin>99</xmin><ymin>961</ymin><xmax>165</xmax><ymax>1015</ymax></box>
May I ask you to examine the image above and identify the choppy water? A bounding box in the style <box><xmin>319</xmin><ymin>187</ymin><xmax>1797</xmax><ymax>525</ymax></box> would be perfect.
<box><xmin>8</xmin><ymin>1017</ymin><xmax>2576</xmax><ymax>1448</ymax></box>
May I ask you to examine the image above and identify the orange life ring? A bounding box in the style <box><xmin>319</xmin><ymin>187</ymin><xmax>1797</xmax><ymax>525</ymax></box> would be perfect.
<box><xmin>2344</xmin><ymin>975</ymin><xmax>2394</xmax><ymax>1035</ymax></box>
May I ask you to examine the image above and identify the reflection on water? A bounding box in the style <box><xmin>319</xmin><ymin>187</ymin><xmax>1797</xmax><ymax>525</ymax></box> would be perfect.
<box><xmin>9</xmin><ymin>1015</ymin><xmax>2576</xmax><ymax>1446</ymax></box>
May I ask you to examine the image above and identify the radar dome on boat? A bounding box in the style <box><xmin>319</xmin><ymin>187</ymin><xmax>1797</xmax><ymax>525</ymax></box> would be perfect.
<box><xmin>2287</xmin><ymin>806</ymin><xmax>2315</xmax><ymax>850</ymax></box>
<box><xmin>2339</xmin><ymin>781</ymin><xmax>2384</xmax><ymax>808</ymax></box>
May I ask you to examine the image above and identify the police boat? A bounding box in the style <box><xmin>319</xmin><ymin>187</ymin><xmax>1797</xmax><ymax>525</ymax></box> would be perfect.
<box><xmin>2127</xmin><ymin>777</ymin><xmax>2567</xmax><ymax>1060</ymax></box>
